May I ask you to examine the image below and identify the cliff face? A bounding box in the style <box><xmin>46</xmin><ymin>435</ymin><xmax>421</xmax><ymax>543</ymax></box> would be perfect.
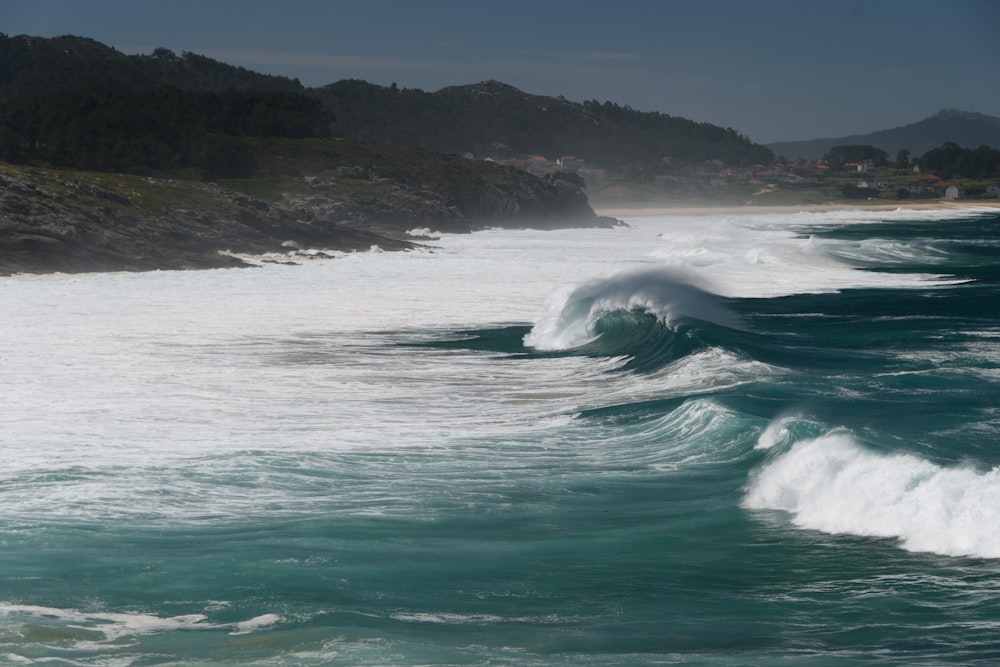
<box><xmin>0</xmin><ymin>138</ymin><xmax>619</xmax><ymax>275</ymax></box>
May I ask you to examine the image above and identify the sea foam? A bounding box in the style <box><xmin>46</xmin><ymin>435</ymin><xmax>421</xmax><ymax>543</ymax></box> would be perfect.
<box><xmin>744</xmin><ymin>429</ymin><xmax>1000</xmax><ymax>558</ymax></box>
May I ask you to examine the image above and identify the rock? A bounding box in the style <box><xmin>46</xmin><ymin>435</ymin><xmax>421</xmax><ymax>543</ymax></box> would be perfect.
<box><xmin>0</xmin><ymin>138</ymin><xmax>620</xmax><ymax>275</ymax></box>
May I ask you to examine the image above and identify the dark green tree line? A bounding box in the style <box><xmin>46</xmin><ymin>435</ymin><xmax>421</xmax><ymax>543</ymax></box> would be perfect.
<box><xmin>918</xmin><ymin>142</ymin><xmax>1000</xmax><ymax>179</ymax></box>
<box><xmin>0</xmin><ymin>34</ymin><xmax>304</xmax><ymax>103</ymax></box>
<box><xmin>0</xmin><ymin>87</ymin><xmax>332</xmax><ymax>177</ymax></box>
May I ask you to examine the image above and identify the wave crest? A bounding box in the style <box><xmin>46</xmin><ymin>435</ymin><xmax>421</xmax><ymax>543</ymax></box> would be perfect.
<box><xmin>524</xmin><ymin>268</ymin><xmax>738</xmax><ymax>359</ymax></box>
<box><xmin>744</xmin><ymin>429</ymin><xmax>1000</xmax><ymax>559</ymax></box>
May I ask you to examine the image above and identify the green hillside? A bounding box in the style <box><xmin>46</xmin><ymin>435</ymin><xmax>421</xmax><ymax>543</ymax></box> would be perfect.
<box><xmin>0</xmin><ymin>34</ymin><xmax>774</xmax><ymax>180</ymax></box>
<box><xmin>315</xmin><ymin>79</ymin><xmax>774</xmax><ymax>169</ymax></box>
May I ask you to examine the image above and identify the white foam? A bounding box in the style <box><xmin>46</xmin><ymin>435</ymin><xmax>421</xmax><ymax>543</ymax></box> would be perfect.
<box><xmin>645</xmin><ymin>213</ymin><xmax>966</xmax><ymax>298</ymax></box>
<box><xmin>391</xmin><ymin>612</ymin><xmax>564</xmax><ymax>624</ymax></box>
<box><xmin>744</xmin><ymin>430</ymin><xmax>1000</xmax><ymax>558</ymax></box>
<box><xmin>0</xmin><ymin>603</ymin><xmax>212</xmax><ymax>641</ymax></box>
<box><xmin>755</xmin><ymin>414</ymin><xmax>800</xmax><ymax>450</ymax></box>
<box><xmin>230</xmin><ymin>613</ymin><xmax>284</xmax><ymax>635</ymax></box>
<box><xmin>0</xmin><ymin>603</ymin><xmax>285</xmax><ymax>644</ymax></box>
<box><xmin>406</xmin><ymin>227</ymin><xmax>441</xmax><ymax>238</ymax></box>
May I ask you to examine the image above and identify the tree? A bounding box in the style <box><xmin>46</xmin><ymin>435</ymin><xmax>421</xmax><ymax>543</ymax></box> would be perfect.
<box><xmin>895</xmin><ymin>149</ymin><xmax>910</xmax><ymax>169</ymax></box>
<box><xmin>918</xmin><ymin>142</ymin><xmax>1000</xmax><ymax>179</ymax></box>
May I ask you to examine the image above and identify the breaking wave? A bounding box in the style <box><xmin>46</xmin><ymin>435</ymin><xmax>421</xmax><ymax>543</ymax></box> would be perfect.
<box><xmin>744</xmin><ymin>428</ymin><xmax>1000</xmax><ymax>559</ymax></box>
<box><xmin>524</xmin><ymin>268</ymin><xmax>740</xmax><ymax>370</ymax></box>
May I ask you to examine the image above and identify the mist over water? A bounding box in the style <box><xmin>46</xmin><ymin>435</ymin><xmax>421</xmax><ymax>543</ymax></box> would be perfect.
<box><xmin>2</xmin><ymin>206</ymin><xmax>1000</xmax><ymax>665</ymax></box>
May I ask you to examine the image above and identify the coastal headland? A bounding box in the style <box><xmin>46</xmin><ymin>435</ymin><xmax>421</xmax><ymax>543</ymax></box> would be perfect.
<box><xmin>3</xmin><ymin>146</ymin><xmax>995</xmax><ymax>277</ymax></box>
<box><xmin>0</xmin><ymin>139</ymin><xmax>619</xmax><ymax>276</ymax></box>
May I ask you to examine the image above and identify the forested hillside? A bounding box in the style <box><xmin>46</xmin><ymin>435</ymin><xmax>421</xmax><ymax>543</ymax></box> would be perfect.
<box><xmin>0</xmin><ymin>87</ymin><xmax>331</xmax><ymax>176</ymax></box>
<box><xmin>315</xmin><ymin>79</ymin><xmax>774</xmax><ymax>168</ymax></box>
<box><xmin>1</xmin><ymin>35</ymin><xmax>773</xmax><ymax>180</ymax></box>
<box><xmin>0</xmin><ymin>34</ymin><xmax>330</xmax><ymax>178</ymax></box>
<box><xmin>0</xmin><ymin>34</ymin><xmax>304</xmax><ymax>100</ymax></box>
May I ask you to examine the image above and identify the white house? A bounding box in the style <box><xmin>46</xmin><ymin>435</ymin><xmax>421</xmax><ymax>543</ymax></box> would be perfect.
<box><xmin>556</xmin><ymin>156</ymin><xmax>585</xmax><ymax>171</ymax></box>
<box><xmin>944</xmin><ymin>184</ymin><xmax>965</xmax><ymax>200</ymax></box>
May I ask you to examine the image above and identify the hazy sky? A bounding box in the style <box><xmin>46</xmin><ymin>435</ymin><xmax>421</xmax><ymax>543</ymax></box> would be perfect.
<box><xmin>3</xmin><ymin>0</ymin><xmax>998</xmax><ymax>143</ymax></box>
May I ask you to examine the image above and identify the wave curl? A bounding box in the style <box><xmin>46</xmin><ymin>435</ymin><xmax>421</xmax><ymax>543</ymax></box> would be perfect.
<box><xmin>524</xmin><ymin>269</ymin><xmax>739</xmax><ymax>370</ymax></box>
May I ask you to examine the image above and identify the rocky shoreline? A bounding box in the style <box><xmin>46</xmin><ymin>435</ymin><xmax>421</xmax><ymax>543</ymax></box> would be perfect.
<box><xmin>0</xmin><ymin>142</ymin><xmax>621</xmax><ymax>276</ymax></box>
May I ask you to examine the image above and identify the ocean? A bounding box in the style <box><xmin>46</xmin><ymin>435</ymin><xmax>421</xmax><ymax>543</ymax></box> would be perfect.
<box><xmin>2</xmin><ymin>206</ymin><xmax>999</xmax><ymax>665</ymax></box>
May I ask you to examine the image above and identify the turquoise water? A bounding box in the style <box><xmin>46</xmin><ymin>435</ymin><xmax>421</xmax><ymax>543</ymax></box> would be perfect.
<box><xmin>2</xmin><ymin>209</ymin><xmax>999</xmax><ymax>664</ymax></box>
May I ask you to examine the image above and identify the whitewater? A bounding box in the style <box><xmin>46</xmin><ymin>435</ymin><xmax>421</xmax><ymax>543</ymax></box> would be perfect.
<box><xmin>2</xmin><ymin>206</ymin><xmax>1000</xmax><ymax>665</ymax></box>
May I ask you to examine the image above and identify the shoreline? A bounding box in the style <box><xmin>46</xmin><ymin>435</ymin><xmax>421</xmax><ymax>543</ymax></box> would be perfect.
<box><xmin>595</xmin><ymin>200</ymin><xmax>1000</xmax><ymax>217</ymax></box>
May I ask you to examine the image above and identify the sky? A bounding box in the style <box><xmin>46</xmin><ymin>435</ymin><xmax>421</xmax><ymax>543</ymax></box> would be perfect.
<box><xmin>2</xmin><ymin>0</ymin><xmax>998</xmax><ymax>144</ymax></box>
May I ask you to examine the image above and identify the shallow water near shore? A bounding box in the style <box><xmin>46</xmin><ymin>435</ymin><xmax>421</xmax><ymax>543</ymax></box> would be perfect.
<box><xmin>2</xmin><ymin>206</ymin><xmax>1000</xmax><ymax>665</ymax></box>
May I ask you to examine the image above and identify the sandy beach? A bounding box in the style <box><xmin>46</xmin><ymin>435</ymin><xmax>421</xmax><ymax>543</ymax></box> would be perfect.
<box><xmin>595</xmin><ymin>200</ymin><xmax>1000</xmax><ymax>218</ymax></box>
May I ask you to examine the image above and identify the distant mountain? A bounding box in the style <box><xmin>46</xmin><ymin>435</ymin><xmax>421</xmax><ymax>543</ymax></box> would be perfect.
<box><xmin>313</xmin><ymin>79</ymin><xmax>774</xmax><ymax>168</ymax></box>
<box><xmin>768</xmin><ymin>110</ymin><xmax>1000</xmax><ymax>161</ymax></box>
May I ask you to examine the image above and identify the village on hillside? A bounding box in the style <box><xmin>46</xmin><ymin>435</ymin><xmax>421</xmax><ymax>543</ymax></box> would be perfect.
<box><xmin>478</xmin><ymin>152</ymin><xmax>1000</xmax><ymax>204</ymax></box>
